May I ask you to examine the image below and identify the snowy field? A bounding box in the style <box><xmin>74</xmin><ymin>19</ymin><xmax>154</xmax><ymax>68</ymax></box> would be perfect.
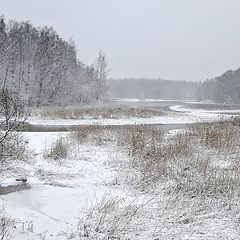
<box><xmin>1</xmin><ymin>101</ymin><xmax>240</xmax><ymax>239</ymax></box>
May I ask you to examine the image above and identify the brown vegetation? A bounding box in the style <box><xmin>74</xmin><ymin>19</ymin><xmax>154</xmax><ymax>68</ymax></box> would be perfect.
<box><xmin>36</xmin><ymin>105</ymin><xmax>164</xmax><ymax>120</ymax></box>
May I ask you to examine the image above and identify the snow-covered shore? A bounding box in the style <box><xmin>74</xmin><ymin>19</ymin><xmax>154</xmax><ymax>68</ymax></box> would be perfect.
<box><xmin>27</xmin><ymin>104</ymin><xmax>235</xmax><ymax>127</ymax></box>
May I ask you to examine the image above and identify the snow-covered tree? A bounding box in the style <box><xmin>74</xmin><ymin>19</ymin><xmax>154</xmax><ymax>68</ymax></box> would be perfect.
<box><xmin>92</xmin><ymin>50</ymin><xmax>109</xmax><ymax>101</ymax></box>
<box><xmin>0</xmin><ymin>17</ymin><xmax>110</xmax><ymax>106</ymax></box>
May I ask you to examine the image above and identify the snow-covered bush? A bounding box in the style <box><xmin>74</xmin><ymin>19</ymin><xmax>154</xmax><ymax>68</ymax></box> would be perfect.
<box><xmin>43</xmin><ymin>138</ymin><xmax>69</xmax><ymax>160</ymax></box>
<box><xmin>0</xmin><ymin>132</ymin><xmax>27</xmax><ymax>165</ymax></box>
<box><xmin>0</xmin><ymin>206</ymin><xmax>14</xmax><ymax>240</ymax></box>
<box><xmin>0</xmin><ymin>89</ymin><xmax>29</xmax><ymax>175</ymax></box>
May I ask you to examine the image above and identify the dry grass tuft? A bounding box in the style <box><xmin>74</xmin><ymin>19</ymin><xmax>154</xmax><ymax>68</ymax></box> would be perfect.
<box><xmin>69</xmin><ymin>125</ymin><xmax>116</xmax><ymax>146</ymax></box>
<box><xmin>70</xmin><ymin>125</ymin><xmax>106</xmax><ymax>144</ymax></box>
<box><xmin>187</xmin><ymin>120</ymin><xmax>236</xmax><ymax>149</ymax></box>
<box><xmin>61</xmin><ymin>195</ymin><xmax>142</xmax><ymax>240</ymax></box>
<box><xmin>43</xmin><ymin>138</ymin><xmax>69</xmax><ymax>160</ymax></box>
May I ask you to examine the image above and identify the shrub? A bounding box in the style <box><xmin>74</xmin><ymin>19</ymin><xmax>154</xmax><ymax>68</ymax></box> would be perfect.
<box><xmin>0</xmin><ymin>89</ymin><xmax>29</xmax><ymax>165</ymax></box>
<box><xmin>187</xmin><ymin>121</ymin><xmax>236</xmax><ymax>149</ymax></box>
<box><xmin>0</xmin><ymin>206</ymin><xmax>14</xmax><ymax>240</ymax></box>
<box><xmin>61</xmin><ymin>195</ymin><xmax>140</xmax><ymax>239</ymax></box>
<box><xmin>0</xmin><ymin>132</ymin><xmax>27</xmax><ymax>165</ymax></box>
<box><xmin>44</xmin><ymin>138</ymin><xmax>69</xmax><ymax>160</ymax></box>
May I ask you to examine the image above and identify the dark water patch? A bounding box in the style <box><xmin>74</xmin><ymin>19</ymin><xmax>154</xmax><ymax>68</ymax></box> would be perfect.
<box><xmin>23</xmin><ymin>123</ymin><xmax>80</xmax><ymax>132</ymax></box>
<box><xmin>115</xmin><ymin>99</ymin><xmax>240</xmax><ymax>112</ymax></box>
<box><xmin>184</xmin><ymin>103</ymin><xmax>240</xmax><ymax>111</ymax></box>
<box><xmin>118</xmin><ymin>100</ymin><xmax>184</xmax><ymax>112</ymax></box>
<box><xmin>22</xmin><ymin>123</ymin><xmax>185</xmax><ymax>134</ymax></box>
<box><xmin>215</xmin><ymin>112</ymin><xmax>240</xmax><ymax>116</ymax></box>
<box><xmin>0</xmin><ymin>183</ymin><xmax>31</xmax><ymax>195</ymax></box>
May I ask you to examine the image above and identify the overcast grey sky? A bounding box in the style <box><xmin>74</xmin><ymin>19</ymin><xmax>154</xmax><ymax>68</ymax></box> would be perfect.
<box><xmin>1</xmin><ymin>0</ymin><xmax>240</xmax><ymax>81</ymax></box>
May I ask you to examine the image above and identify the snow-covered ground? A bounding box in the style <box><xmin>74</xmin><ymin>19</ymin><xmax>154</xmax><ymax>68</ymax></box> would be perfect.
<box><xmin>1</xmin><ymin>102</ymin><xmax>240</xmax><ymax>239</ymax></box>
<box><xmin>0</xmin><ymin>132</ymin><xmax>125</xmax><ymax>239</ymax></box>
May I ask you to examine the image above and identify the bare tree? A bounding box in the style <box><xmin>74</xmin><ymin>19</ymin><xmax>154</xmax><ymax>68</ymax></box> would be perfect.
<box><xmin>93</xmin><ymin>50</ymin><xmax>109</xmax><ymax>101</ymax></box>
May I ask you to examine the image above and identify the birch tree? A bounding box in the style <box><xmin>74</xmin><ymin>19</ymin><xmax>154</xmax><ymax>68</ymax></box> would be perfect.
<box><xmin>93</xmin><ymin>50</ymin><xmax>109</xmax><ymax>101</ymax></box>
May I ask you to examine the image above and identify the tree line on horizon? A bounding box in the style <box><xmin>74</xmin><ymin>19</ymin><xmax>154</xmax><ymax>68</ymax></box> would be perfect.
<box><xmin>109</xmin><ymin>78</ymin><xmax>198</xmax><ymax>100</ymax></box>
<box><xmin>197</xmin><ymin>68</ymin><xmax>240</xmax><ymax>104</ymax></box>
<box><xmin>110</xmin><ymin>68</ymin><xmax>240</xmax><ymax>104</ymax></box>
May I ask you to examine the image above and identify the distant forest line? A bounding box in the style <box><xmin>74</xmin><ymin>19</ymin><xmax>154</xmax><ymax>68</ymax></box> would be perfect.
<box><xmin>110</xmin><ymin>68</ymin><xmax>240</xmax><ymax>104</ymax></box>
<box><xmin>109</xmin><ymin>79</ymin><xmax>198</xmax><ymax>100</ymax></box>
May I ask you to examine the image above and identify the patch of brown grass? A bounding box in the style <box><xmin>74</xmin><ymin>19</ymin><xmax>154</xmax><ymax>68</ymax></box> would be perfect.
<box><xmin>43</xmin><ymin>138</ymin><xmax>69</xmax><ymax>160</ymax></box>
<box><xmin>116</xmin><ymin>126</ymin><xmax>192</xmax><ymax>187</ymax></box>
<box><xmin>115</xmin><ymin>119</ymin><xmax>240</xmax><ymax>206</ymax></box>
<box><xmin>187</xmin><ymin>120</ymin><xmax>236</xmax><ymax>149</ymax></box>
<box><xmin>36</xmin><ymin>105</ymin><xmax>164</xmax><ymax>120</ymax></box>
